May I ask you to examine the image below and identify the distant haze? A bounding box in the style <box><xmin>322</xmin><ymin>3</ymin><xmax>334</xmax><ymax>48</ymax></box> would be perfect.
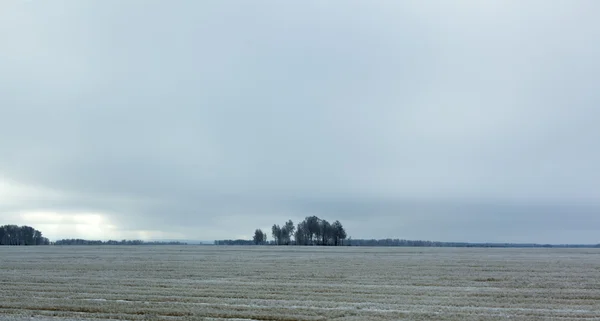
<box><xmin>1</xmin><ymin>1</ymin><xmax>599</xmax><ymax>243</ymax></box>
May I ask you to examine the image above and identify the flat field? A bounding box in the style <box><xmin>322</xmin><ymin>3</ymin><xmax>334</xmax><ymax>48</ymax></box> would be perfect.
<box><xmin>1</xmin><ymin>246</ymin><xmax>599</xmax><ymax>321</ymax></box>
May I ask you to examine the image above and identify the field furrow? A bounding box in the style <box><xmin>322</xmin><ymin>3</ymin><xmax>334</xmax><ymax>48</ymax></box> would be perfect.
<box><xmin>1</xmin><ymin>246</ymin><xmax>599</xmax><ymax>320</ymax></box>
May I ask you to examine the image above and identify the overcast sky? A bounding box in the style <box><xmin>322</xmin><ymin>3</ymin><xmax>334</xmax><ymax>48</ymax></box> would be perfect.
<box><xmin>1</xmin><ymin>1</ymin><xmax>599</xmax><ymax>244</ymax></box>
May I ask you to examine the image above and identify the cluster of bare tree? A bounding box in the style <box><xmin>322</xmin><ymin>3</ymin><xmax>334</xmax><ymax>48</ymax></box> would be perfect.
<box><xmin>270</xmin><ymin>220</ymin><xmax>295</xmax><ymax>245</ymax></box>
<box><xmin>251</xmin><ymin>230</ymin><xmax>268</xmax><ymax>245</ymax></box>
<box><xmin>0</xmin><ymin>225</ymin><xmax>50</xmax><ymax>245</ymax></box>
<box><xmin>253</xmin><ymin>216</ymin><xmax>347</xmax><ymax>246</ymax></box>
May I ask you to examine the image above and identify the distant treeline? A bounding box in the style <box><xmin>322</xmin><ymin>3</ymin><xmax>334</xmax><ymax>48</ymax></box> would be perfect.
<box><xmin>54</xmin><ymin>239</ymin><xmax>187</xmax><ymax>246</ymax></box>
<box><xmin>0</xmin><ymin>225</ymin><xmax>50</xmax><ymax>245</ymax></box>
<box><xmin>344</xmin><ymin>239</ymin><xmax>600</xmax><ymax>248</ymax></box>
<box><xmin>215</xmin><ymin>239</ymin><xmax>257</xmax><ymax>246</ymax></box>
<box><xmin>215</xmin><ymin>235</ymin><xmax>600</xmax><ymax>248</ymax></box>
<box><xmin>216</xmin><ymin>216</ymin><xmax>348</xmax><ymax>246</ymax></box>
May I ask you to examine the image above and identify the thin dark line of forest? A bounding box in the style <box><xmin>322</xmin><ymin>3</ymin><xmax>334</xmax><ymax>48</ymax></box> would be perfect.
<box><xmin>0</xmin><ymin>225</ymin><xmax>187</xmax><ymax>246</ymax></box>
<box><xmin>2</xmin><ymin>223</ymin><xmax>599</xmax><ymax>248</ymax></box>
<box><xmin>214</xmin><ymin>216</ymin><xmax>600</xmax><ymax>248</ymax></box>
<box><xmin>215</xmin><ymin>238</ymin><xmax>600</xmax><ymax>248</ymax></box>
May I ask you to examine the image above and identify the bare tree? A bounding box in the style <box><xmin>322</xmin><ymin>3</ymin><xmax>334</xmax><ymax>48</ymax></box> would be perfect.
<box><xmin>253</xmin><ymin>229</ymin><xmax>266</xmax><ymax>245</ymax></box>
<box><xmin>332</xmin><ymin>220</ymin><xmax>347</xmax><ymax>246</ymax></box>
<box><xmin>272</xmin><ymin>225</ymin><xmax>282</xmax><ymax>245</ymax></box>
<box><xmin>295</xmin><ymin>221</ymin><xmax>309</xmax><ymax>245</ymax></box>
<box><xmin>283</xmin><ymin>220</ymin><xmax>295</xmax><ymax>245</ymax></box>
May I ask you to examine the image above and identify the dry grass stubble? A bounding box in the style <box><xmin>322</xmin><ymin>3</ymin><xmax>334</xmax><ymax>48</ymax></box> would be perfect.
<box><xmin>1</xmin><ymin>246</ymin><xmax>599</xmax><ymax>320</ymax></box>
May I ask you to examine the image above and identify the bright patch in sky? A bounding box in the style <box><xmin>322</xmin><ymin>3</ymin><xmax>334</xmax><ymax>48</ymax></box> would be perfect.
<box><xmin>18</xmin><ymin>211</ymin><xmax>117</xmax><ymax>240</ymax></box>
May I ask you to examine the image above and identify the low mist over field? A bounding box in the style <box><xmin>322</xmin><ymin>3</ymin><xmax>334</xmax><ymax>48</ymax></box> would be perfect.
<box><xmin>1</xmin><ymin>1</ymin><xmax>599</xmax><ymax>243</ymax></box>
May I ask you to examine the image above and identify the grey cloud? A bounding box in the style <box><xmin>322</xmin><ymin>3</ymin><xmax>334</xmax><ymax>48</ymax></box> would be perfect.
<box><xmin>1</xmin><ymin>1</ymin><xmax>599</xmax><ymax>242</ymax></box>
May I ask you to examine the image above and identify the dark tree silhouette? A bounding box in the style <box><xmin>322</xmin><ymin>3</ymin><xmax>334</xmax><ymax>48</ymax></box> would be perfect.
<box><xmin>253</xmin><ymin>229</ymin><xmax>267</xmax><ymax>245</ymax></box>
<box><xmin>0</xmin><ymin>225</ymin><xmax>49</xmax><ymax>245</ymax></box>
<box><xmin>224</xmin><ymin>216</ymin><xmax>349</xmax><ymax>246</ymax></box>
<box><xmin>272</xmin><ymin>225</ymin><xmax>282</xmax><ymax>245</ymax></box>
<box><xmin>319</xmin><ymin>219</ymin><xmax>331</xmax><ymax>245</ymax></box>
<box><xmin>295</xmin><ymin>221</ymin><xmax>309</xmax><ymax>245</ymax></box>
<box><xmin>331</xmin><ymin>220</ymin><xmax>347</xmax><ymax>246</ymax></box>
<box><xmin>305</xmin><ymin>216</ymin><xmax>320</xmax><ymax>245</ymax></box>
<box><xmin>282</xmin><ymin>220</ymin><xmax>295</xmax><ymax>245</ymax></box>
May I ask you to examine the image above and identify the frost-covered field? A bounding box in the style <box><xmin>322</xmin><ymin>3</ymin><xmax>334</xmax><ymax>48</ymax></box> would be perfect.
<box><xmin>1</xmin><ymin>246</ymin><xmax>600</xmax><ymax>321</ymax></box>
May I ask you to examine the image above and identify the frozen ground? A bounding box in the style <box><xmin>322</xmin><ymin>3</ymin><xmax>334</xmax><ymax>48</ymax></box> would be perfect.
<box><xmin>1</xmin><ymin>246</ymin><xmax>599</xmax><ymax>320</ymax></box>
